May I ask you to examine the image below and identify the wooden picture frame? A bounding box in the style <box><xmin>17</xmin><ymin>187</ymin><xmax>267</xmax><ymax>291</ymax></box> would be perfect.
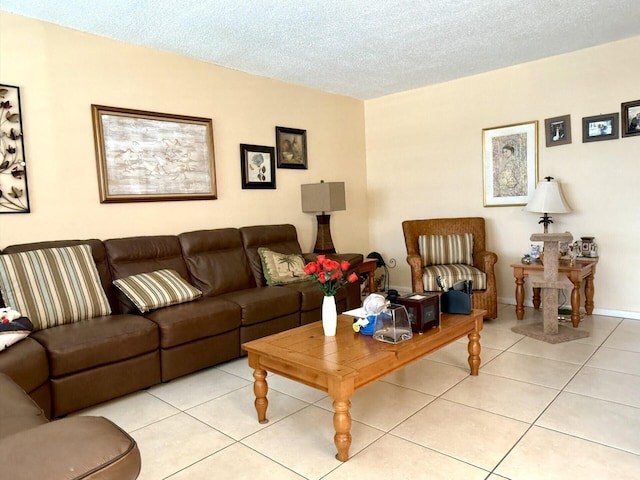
<box><xmin>91</xmin><ymin>105</ymin><xmax>217</xmax><ymax>203</ymax></box>
<box><xmin>240</xmin><ymin>144</ymin><xmax>276</xmax><ymax>189</ymax></box>
<box><xmin>275</xmin><ymin>126</ymin><xmax>307</xmax><ymax>169</ymax></box>
<box><xmin>582</xmin><ymin>113</ymin><xmax>619</xmax><ymax>143</ymax></box>
<box><xmin>544</xmin><ymin>114</ymin><xmax>572</xmax><ymax>147</ymax></box>
<box><xmin>482</xmin><ymin>120</ymin><xmax>538</xmax><ymax>207</ymax></box>
<box><xmin>0</xmin><ymin>84</ymin><xmax>31</xmax><ymax>213</ymax></box>
<box><xmin>621</xmin><ymin>100</ymin><xmax>640</xmax><ymax>138</ymax></box>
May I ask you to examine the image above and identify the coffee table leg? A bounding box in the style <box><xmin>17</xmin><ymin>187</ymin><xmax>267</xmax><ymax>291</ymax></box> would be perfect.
<box><xmin>333</xmin><ymin>398</ymin><xmax>352</xmax><ymax>462</ymax></box>
<box><xmin>468</xmin><ymin>329</ymin><xmax>481</xmax><ymax>375</ymax></box>
<box><xmin>253</xmin><ymin>368</ymin><xmax>269</xmax><ymax>424</ymax></box>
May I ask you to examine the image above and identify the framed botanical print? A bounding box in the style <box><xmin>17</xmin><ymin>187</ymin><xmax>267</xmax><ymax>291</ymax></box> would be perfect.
<box><xmin>482</xmin><ymin>120</ymin><xmax>538</xmax><ymax>207</ymax></box>
<box><xmin>240</xmin><ymin>144</ymin><xmax>276</xmax><ymax>189</ymax></box>
<box><xmin>0</xmin><ymin>84</ymin><xmax>30</xmax><ymax>213</ymax></box>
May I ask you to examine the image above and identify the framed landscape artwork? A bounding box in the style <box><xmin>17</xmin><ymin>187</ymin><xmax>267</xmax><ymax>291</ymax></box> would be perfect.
<box><xmin>482</xmin><ymin>120</ymin><xmax>538</xmax><ymax>207</ymax></box>
<box><xmin>275</xmin><ymin>126</ymin><xmax>307</xmax><ymax>169</ymax></box>
<box><xmin>544</xmin><ymin>114</ymin><xmax>572</xmax><ymax>147</ymax></box>
<box><xmin>92</xmin><ymin>105</ymin><xmax>217</xmax><ymax>203</ymax></box>
<box><xmin>582</xmin><ymin>113</ymin><xmax>619</xmax><ymax>142</ymax></box>
<box><xmin>240</xmin><ymin>144</ymin><xmax>276</xmax><ymax>189</ymax></box>
<box><xmin>621</xmin><ymin>100</ymin><xmax>640</xmax><ymax>138</ymax></box>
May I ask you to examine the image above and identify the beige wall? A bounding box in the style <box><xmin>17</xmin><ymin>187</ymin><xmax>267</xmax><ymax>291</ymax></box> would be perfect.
<box><xmin>0</xmin><ymin>12</ymin><xmax>369</xmax><ymax>254</ymax></box>
<box><xmin>2</xmin><ymin>12</ymin><xmax>639</xmax><ymax>317</ymax></box>
<box><xmin>365</xmin><ymin>36</ymin><xmax>640</xmax><ymax>317</ymax></box>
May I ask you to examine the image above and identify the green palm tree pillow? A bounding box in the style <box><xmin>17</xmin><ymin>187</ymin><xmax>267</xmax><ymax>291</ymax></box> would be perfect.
<box><xmin>258</xmin><ymin>247</ymin><xmax>311</xmax><ymax>286</ymax></box>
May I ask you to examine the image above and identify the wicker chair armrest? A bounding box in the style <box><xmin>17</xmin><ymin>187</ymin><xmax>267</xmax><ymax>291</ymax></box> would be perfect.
<box><xmin>406</xmin><ymin>254</ymin><xmax>424</xmax><ymax>292</ymax></box>
<box><xmin>474</xmin><ymin>250</ymin><xmax>498</xmax><ymax>272</ymax></box>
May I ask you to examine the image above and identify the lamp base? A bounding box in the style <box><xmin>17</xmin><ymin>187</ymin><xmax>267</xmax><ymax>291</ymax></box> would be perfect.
<box><xmin>314</xmin><ymin>214</ymin><xmax>336</xmax><ymax>254</ymax></box>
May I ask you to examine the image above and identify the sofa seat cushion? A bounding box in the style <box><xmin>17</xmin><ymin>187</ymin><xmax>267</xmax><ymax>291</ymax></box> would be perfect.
<box><xmin>31</xmin><ymin>314</ymin><xmax>159</xmax><ymax>378</ymax></box>
<box><xmin>0</xmin><ymin>372</ymin><xmax>48</xmax><ymax>437</ymax></box>
<box><xmin>0</xmin><ymin>415</ymin><xmax>141</xmax><ymax>480</ymax></box>
<box><xmin>283</xmin><ymin>281</ymin><xmax>347</xmax><ymax>312</ymax></box>
<box><xmin>422</xmin><ymin>264</ymin><xmax>487</xmax><ymax>292</ymax></box>
<box><xmin>0</xmin><ymin>337</ymin><xmax>49</xmax><ymax>395</ymax></box>
<box><xmin>220</xmin><ymin>287</ymin><xmax>300</xmax><ymax>326</ymax></box>
<box><xmin>144</xmin><ymin>296</ymin><xmax>241</xmax><ymax>349</ymax></box>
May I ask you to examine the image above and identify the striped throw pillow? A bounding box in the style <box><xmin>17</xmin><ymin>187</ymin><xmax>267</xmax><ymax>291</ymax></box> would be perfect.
<box><xmin>0</xmin><ymin>245</ymin><xmax>112</xmax><ymax>331</ymax></box>
<box><xmin>418</xmin><ymin>233</ymin><xmax>474</xmax><ymax>266</ymax></box>
<box><xmin>113</xmin><ymin>269</ymin><xmax>202</xmax><ymax>313</ymax></box>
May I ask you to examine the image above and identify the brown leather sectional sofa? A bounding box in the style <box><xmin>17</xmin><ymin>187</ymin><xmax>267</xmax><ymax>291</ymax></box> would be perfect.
<box><xmin>0</xmin><ymin>224</ymin><xmax>363</xmax><ymax>422</ymax></box>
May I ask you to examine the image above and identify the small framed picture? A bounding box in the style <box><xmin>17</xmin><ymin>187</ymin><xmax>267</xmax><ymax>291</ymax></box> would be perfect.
<box><xmin>240</xmin><ymin>144</ymin><xmax>276</xmax><ymax>189</ymax></box>
<box><xmin>582</xmin><ymin>113</ymin><xmax>619</xmax><ymax>142</ymax></box>
<box><xmin>275</xmin><ymin>126</ymin><xmax>307</xmax><ymax>169</ymax></box>
<box><xmin>544</xmin><ymin>114</ymin><xmax>571</xmax><ymax>147</ymax></box>
<box><xmin>621</xmin><ymin>100</ymin><xmax>640</xmax><ymax>138</ymax></box>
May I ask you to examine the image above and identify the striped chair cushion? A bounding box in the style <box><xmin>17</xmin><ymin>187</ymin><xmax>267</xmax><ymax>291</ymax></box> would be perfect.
<box><xmin>0</xmin><ymin>245</ymin><xmax>112</xmax><ymax>331</ymax></box>
<box><xmin>113</xmin><ymin>269</ymin><xmax>202</xmax><ymax>313</ymax></box>
<box><xmin>421</xmin><ymin>264</ymin><xmax>487</xmax><ymax>292</ymax></box>
<box><xmin>418</xmin><ymin>233</ymin><xmax>474</xmax><ymax>266</ymax></box>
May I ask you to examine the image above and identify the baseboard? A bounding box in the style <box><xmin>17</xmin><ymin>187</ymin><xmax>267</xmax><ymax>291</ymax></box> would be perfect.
<box><xmin>497</xmin><ymin>296</ymin><xmax>640</xmax><ymax>321</ymax></box>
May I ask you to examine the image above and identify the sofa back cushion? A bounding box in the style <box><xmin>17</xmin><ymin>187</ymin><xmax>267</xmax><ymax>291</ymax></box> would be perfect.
<box><xmin>105</xmin><ymin>235</ymin><xmax>189</xmax><ymax>313</ymax></box>
<box><xmin>179</xmin><ymin>229</ymin><xmax>254</xmax><ymax>296</ymax></box>
<box><xmin>418</xmin><ymin>233</ymin><xmax>474</xmax><ymax>266</ymax></box>
<box><xmin>1</xmin><ymin>239</ymin><xmax>117</xmax><ymax>311</ymax></box>
<box><xmin>0</xmin><ymin>245</ymin><xmax>112</xmax><ymax>331</ymax></box>
<box><xmin>240</xmin><ymin>224</ymin><xmax>304</xmax><ymax>287</ymax></box>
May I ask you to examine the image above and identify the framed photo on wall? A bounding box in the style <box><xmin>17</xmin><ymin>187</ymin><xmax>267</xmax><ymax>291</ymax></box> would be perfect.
<box><xmin>621</xmin><ymin>100</ymin><xmax>640</xmax><ymax>138</ymax></box>
<box><xmin>582</xmin><ymin>113</ymin><xmax>619</xmax><ymax>142</ymax></box>
<box><xmin>544</xmin><ymin>114</ymin><xmax>572</xmax><ymax>147</ymax></box>
<box><xmin>240</xmin><ymin>144</ymin><xmax>276</xmax><ymax>189</ymax></box>
<box><xmin>92</xmin><ymin>105</ymin><xmax>217</xmax><ymax>203</ymax></box>
<box><xmin>482</xmin><ymin>120</ymin><xmax>538</xmax><ymax>207</ymax></box>
<box><xmin>275</xmin><ymin>126</ymin><xmax>307</xmax><ymax>169</ymax></box>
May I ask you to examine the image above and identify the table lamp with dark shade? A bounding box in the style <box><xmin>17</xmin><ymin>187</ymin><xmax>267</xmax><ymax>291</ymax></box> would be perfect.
<box><xmin>524</xmin><ymin>176</ymin><xmax>572</xmax><ymax>233</ymax></box>
<box><xmin>301</xmin><ymin>180</ymin><xmax>346</xmax><ymax>254</ymax></box>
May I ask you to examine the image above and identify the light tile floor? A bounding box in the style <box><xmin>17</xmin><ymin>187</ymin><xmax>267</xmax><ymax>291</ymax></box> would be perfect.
<box><xmin>74</xmin><ymin>304</ymin><xmax>640</xmax><ymax>479</ymax></box>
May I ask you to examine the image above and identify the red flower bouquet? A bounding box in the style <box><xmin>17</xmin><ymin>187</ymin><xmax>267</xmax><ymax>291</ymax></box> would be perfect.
<box><xmin>303</xmin><ymin>255</ymin><xmax>359</xmax><ymax>296</ymax></box>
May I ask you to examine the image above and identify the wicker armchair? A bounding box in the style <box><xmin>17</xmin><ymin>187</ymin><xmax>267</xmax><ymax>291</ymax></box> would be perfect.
<box><xmin>402</xmin><ymin>217</ymin><xmax>498</xmax><ymax>319</ymax></box>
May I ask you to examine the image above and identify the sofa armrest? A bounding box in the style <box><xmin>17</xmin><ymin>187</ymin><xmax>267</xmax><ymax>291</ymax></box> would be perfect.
<box><xmin>0</xmin><ymin>416</ymin><xmax>141</xmax><ymax>480</ymax></box>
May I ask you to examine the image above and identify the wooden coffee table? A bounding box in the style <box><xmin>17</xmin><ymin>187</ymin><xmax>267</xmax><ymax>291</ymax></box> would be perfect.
<box><xmin>242</xmin><ymin>309</ymin><xmax>485</xmax><ymax>461</ymax></box>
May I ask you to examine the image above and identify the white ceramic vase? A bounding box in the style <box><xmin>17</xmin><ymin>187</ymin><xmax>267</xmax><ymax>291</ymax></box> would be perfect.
<box><xmin>322</xmin><ymin>295</ymin><xmax>337</xmax><ymax>336</ymax></box>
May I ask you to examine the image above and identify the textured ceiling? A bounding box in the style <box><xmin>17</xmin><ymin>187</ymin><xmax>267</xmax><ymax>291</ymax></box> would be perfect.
<box><xmin>2</xmin><ymin>0</ymin><xmax>640</xmax><ymax>99</ymax></box>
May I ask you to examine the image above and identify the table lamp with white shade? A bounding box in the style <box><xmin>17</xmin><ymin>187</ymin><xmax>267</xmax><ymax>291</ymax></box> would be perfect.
<box><xmin>524</xmin><ymin>176</ymin><xmax>572</xmax><ymax>233</ymax></box>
